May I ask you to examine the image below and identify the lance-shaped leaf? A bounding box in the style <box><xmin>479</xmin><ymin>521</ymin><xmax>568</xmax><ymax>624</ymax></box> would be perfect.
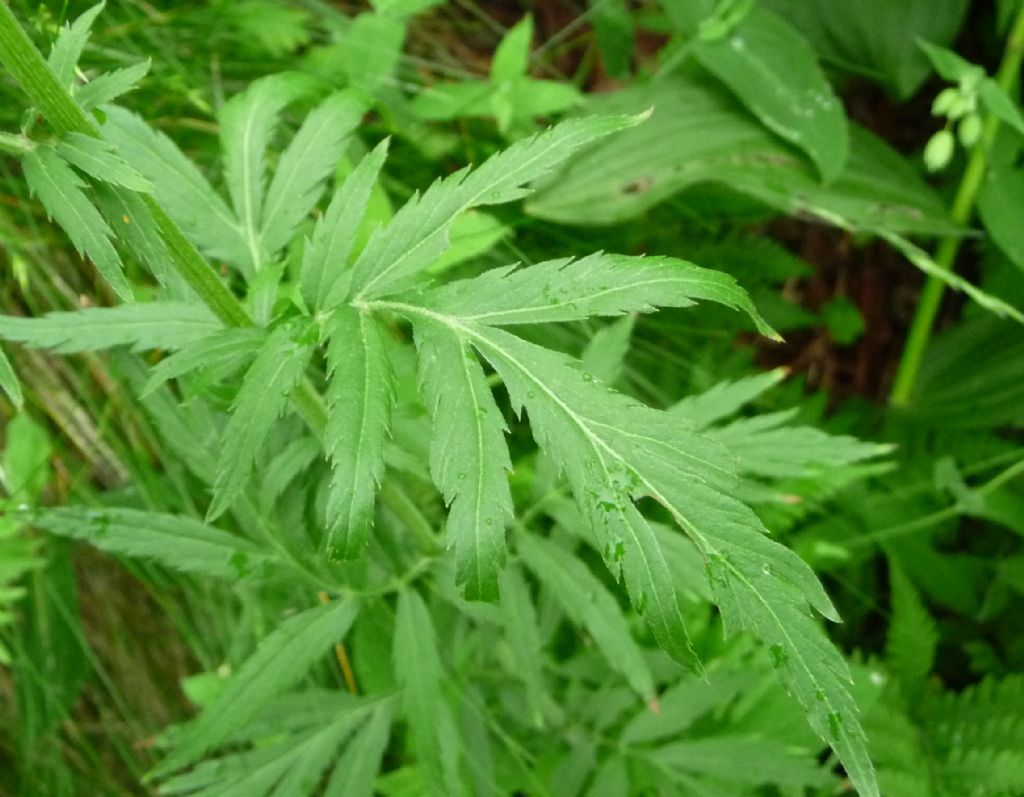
<box><xmin>324</xmin><ymin>307</ymin><xmax>395</xmax><ymax>558</ymax></box>
<box><xmin>31</xmin><ymin>506</ymin><xmax>269</xmax><ymax>579</ymax></box>
<box><xmin>414</xmin><ymin>318</ymin><xmax>513</xmax><ymax>601</ymax></box>
<box><xmin>219</xmin><ymin>72</ymin><xmax>314</xmax><ymax>274</ymax></box>
<box><xmin>209</xmin><ymin>322</ymin><xmax>313</xmax><ymax>520</ymax></box>
<box><xmin>47</xmin><ymin>1</ymin><xmax>104</xmax><ymax>89</ymax></box>
<box><xmin>22</xmin><ymin>145</ymin><xmax>131</xmax><ymax>299</ymax></box>
<box><xmin>261</xmin><ymin>91</ymin><xmax>366</xmax><ymax>258</ymax></box>
<box><xmin>301</xmin><ymin>141</ymin><xmax>388</xmax><ymax>312</ymax></box>
<box><xmin>142</xmin><ymin>327</ymin><xmax>267</xmax><ymax>395</ymax></box>
<box><xmin>56</xmin><ymin>133</ymin><xmax>152</xmax><ymax>192</ymax></box>
<box><xmin>424</xmin><ymin>252</ymin><xmax>776</xmax><ymax>336</ymax></box>
<box><xmin>348</xmin><ymin>113</ymin><xmax>646</xmax><ymax>301</ymax></box>
<box><xmin>0</xmin><ymin>345</ymin><xmax>22</xmax><ymax>408</ymax></box>
<box><xmin>103</xmin><ymin>107</ymin><xmax>250</xmax><ymax>271</ymax></box>
<box><xmin>394</xmin><ymin>589</ymin><xmax>465</xmax><ymax>797</ymax></box>
<box><xmin>77</xmin><ymin>59</ymin><xmax>151</xmax><ymax>110</ymax></box>
<box><xmin>323</xmin><ymin>699</ymin><xmax>395</xmax><ymax>797</ymax></box>
<box><xmin>151</xmin><ymin>598</ymin><xmax>359</xmax><ymax>778</ymax></box>
<box><xmin>0</xmin><ymin>301</ymin><xmax>220</xmax><ymax>353</ymax></box>
<box><xmin>518</xmin><ymin>532</ymin><xmax>655</xmax><ymax>699</ymax></box>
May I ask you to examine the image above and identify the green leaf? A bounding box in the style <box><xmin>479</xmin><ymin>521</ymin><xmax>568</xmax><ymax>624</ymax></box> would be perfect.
<box><xmin>103</xmin><ymin>107</ymin><xmax>250</xmax><ymax>272</ymax></box>
<box><xmin>2</xmin><ymin>413</ymin><xmax>51</xmax><ymax>501</ymax></box>
<box><xmin>47</xmin><ymin>2</ymin><xmax>105</xmax><ymax>88</ymax></box>
<box><xmin>56</xmin><ymin>132</ymin><xmax>153</xmax><ymax>192</ymax></box>
<box><xmin>423</xmin><ymin>252</ymin><xmax>776</xmax><ymax>337</ymax></box>
<box><xmin>0</xmin><ymin>345</ymin><xmax>22</xmax><ymax>408</ymax></box>
<box><xmin>886</xmin><ymin>564</ymin><xmax>937</xmax><ymax>690</ymax></box>
<box><xmin>142</xmin><ymin>327</ymin><xmax>267</xmax><ymax>396</ymax></box>
<box><xmin>209</xmin><ymin>322</ymin><xmax>313</xmax><ymax>520</ymax></box>
<box><xmin>491</xmin><ymin>15</ymin><xmax>533</xmax><ymax>82</ymax></box>
<box><xmin>589</xmin><ymin>0</ymin><xmax>634</xmax><ymax>78</ymax></box>
<box><xmin>393</xmin><ymin>589</ymin><xmax>465</xmax><ymax>797</ymax></box>
<box><xmin>498</xmin><ymin>565</ymin><xmax>546</xmax><ymax>726</ymax></box>
<box><xmin>410</xmin><ymin>81</ymin><xmax>494</xmax><ymax>121</ymax></box>
<box><xmin>348</xmin><ymin>113</ymin><xmax>647</xmax><ymax>300</ymax></box>
<box><xmin>152</xmin><ymin>598</ymin><xmax>359</xmax><ymax>778</ymax></box>
<box><xmin>0</xmin><ymin>302</ymin><xmax>220</xmax><ymax>353</ymax></box>
<box><xmin>671</xmin><ymin>369</ymin><xmax>786</xmax><ymax>428</ymax></box>
<box><xmin>978</xmin><ymin>165</ymin><xmax>1024</xmax><ymax>273</ymax></box>
<box><xmin>414</xmin><ymin>319</ymin><xmax>513</xmax><ymax>600</ymax></box>
<box><xmin>581</xmin><ymin>315</ymin><xmax>634</xmax><ymax>385</ymax></box>
<box><xmin>301</xmin><ymin>140</ymin><xmax>389</xmax><ymax>312</ymax></box>
<box><xmin>979</xmin><ymin>77</ymin><xmax>1024</xmax><ymax>138</ymax></box>
<box><xmin>22</xmin><ymin>145</ymin><xmax>131</xmax><ymax>299</ymax></box>
<box><xmin>323</xmin><ymin>700</ymin><xmax>395</xmax><ymax>797</ymax></box>
<box><xmin>260</xmin><ymin>91</ymin><xmax>365</xmax><ymax>258</ymax></box>
<box><xmin>76</xmin><ymin>59</ymin><xmax>151</xmax><ymax>110</ymax></box>
<box><xmin>517</xmin><ymin>532</ymin><xmax>655</xmax><ymax>699</ymax></box>
<box><xmin>324</xmin><ymin>307</ymin><xmax>396</xmax><ymax>558</ymax></box>
<box><xmin>694</xmin><ymin>6</ymin><xmax>848</xmax><ymax>180</ymax></box>
<box><xmin>219</xmin><ymin>72</ymin><xmax>315</xmax><ymax>274</ymax></box>
<box><xmin>30</xmin><ymin>506</ymin><xmax>269</xmax><ymax>579</ymax></box>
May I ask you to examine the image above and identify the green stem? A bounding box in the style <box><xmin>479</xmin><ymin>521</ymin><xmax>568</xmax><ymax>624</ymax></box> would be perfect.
<box><xmin>889</xmin><ymin>6</ymin><xmax>1024</xmax><ymax>407</ymax></box>
<box><xmin>0</xmin><ymin>130</ymin><xmax>33</xmax><ymax>155</ymax></box>
<box><xmin>0</xmin><ymin>4</ymin><xmax>436</xmax><ymax>553</ymax></box>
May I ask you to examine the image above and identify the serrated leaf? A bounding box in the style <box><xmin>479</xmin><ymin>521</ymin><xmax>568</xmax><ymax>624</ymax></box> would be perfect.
<box><xmin>302</xmin><ymin>141</ymin><xmax>389</xmax><ymax>311</ymax></box>
<box><xmin>0</xmin><ymin>301</ymin><xmax>219</xmax><ymax>353</ymax></box>
<box><xmin>393</xmin><ymin>589</ymin><xmax>465</xmax><ymax>797</ymax></box>
<box><xmin>671</xmin><ymin>369</ymin><xmax>787</xmax><ymax>428</ymax></box>
<box><xmin>47</xmin><ymin>2</ymin><xmax>105</xmax><ymax>88</ymax></box>
<box><xmin>219</xmin><ymin>72</ymin><xmax>315</xmax><ymax>274</ymax></box>
<box><xmin>0</xmin><ymin>345</ymin><xmax>22</xmax><ymax>408</ymax></box>
<box><xmin>498</xmin><ymin>565</ymin><xmax>546</xmax><ymax>726</ymax></box>
<box><xmin>102</xmin><ymin>107</ymin><xmax>251</xmax><ymax>272</ymax></box>
<box><xmin>56</xmin><ymin>132</ymin><xmax>153</xmax><ymax>192</ymax></box>
<box><xmin>414</xmin><ymin>319</ymin><xmax>513</xmax><ymax>600</ymax></box>
<box><xmin>348</xmin><ymin>113</ymin><xmax>646</xmax><ymax>300</ymax></box>
<box><xmin>424</xmin><ymin>252</ymin><xmax>776</xmax><ymax>337</ymax></box>
<box><xmin>324</xmin><ymin>306</ymin><xmax>396</xmax><ymax>558</ymax></box>
<box><xmin>323</xmin><ymin>699</ymin><xmax>395</xmax><ymax>797</ymax></box>
<box><xmin>30</xmin><ymin>506</ymin><xmax>269</xmax><ymax>579</ymax></box>
<box><xmin>517</xmin><ymin>532</ymin><xmax>655</xmax><ymax>699</ymax></box>
<box><xmin>209</xmin><ymin>322</ymin><xmax>313</xmax><ymax>520</ymax></box>
<box><xmin>142</xmin><ymin>327</ymin><xmax>267</xmax><ymax>396</ymax></box>
<box><xmin>886</xmin><ymin>563</ymin><xmax>937</xmax><ymax>690</ymax></box>
<box><xmin>22</xmin><ymin>145</ymin><xmax>131</xmax><ymax>299</ymax></box>
<box><xmin>260</xmin><ymin>91</ymin><xmax>365</xmax><ymax>258</ymax></box>
<box><xmin>77</xmin><ymin>59</ymin><xmax>151</xmax><ymax>110</ymax></box>
<box><xmin>152</xmin><ymin>598</ymin><xmax>359</xmax><ymax>778</ymax></box>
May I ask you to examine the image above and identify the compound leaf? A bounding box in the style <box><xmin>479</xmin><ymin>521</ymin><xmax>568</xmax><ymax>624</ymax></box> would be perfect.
<box><xmin>324</xmin><ymin>306</ymin><xmax>396</xmax><ymax>558</ymax></box>
<box><xmin>22</xmin><ymin>145</ymin><xmax>131</xmax><ymax>299</ymax></box>
<box><xmin>209</xmin><ymin>322</ymin><xmax>313</xmax><ymax>520</ymax></box>
<box><xmin>152</xmin><ymin>598</ymin><xmax>359</xmax><ymax>778</ymax></box>
<box><xmin>0</xmin><ymin>302</ymin><xmax>219</xmax><ymax>353</ymax></box>
<box><xmin>261</xmin><ymin>90</ymin><xmax>366</xmax><ymax>258</ymax></box>
<box><xmin>414</xmin><ymin>318</ymin><xmax>513</xmax><ymax>601</ymax></box>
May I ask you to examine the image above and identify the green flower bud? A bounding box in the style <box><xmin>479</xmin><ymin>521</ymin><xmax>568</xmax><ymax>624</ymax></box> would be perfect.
<box><xmin>923</xmin><ymin>129</ymin><xmax>955</xmax><ymax>172</ymax></box>
<box><xmin>958</xmin><ymin>113</ymin><xmax>982</xmax><ymax>147</ymax></box>
<box><xmin>932</xmin><ymin>87</ymin><xmax>959</xmax><ymax>116</ymax></box>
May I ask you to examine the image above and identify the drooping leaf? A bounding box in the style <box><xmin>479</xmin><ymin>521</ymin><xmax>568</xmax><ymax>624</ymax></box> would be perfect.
<box><xmin>31</xmin><ymin>506</ymin><xmax>269</xmax><ymax>579</ymax></box>
<box><xmin>423</xmin><ymin>252</ymin><xmax>776</xmax><ymax>337</ymax></box>
<box><xmin>260</xmin><ymin>91</ymin><xmax>365</xmax><ymax>258</ymax></box>
<box><xmin>324</xmin><ymin>306</ymin><xmax>396</xmax><ymax>558</ymax></box>
<box><xmin>517</xmin><ymin>532</ymin><xmax>655</xmax><ymax>699</ymax></box>
<box><xmin>0</xmin><ymin>302</ymin><xmax>220</xmax><ymax>353</ymax></box>
<box><xmin>209</xmin><ymin>322</ymin><xmax>313</xmax><ymax>520</ymax></box>
<box><xmin>414</xmin><ymin>319</ymin><xmax>513</xmax><ymax>600</ymax></box>
<box><xmin>393</xmin><ymin>589</ymin><xmax>465</xmax><ymax>797</ymax></box>
<box><xmin>301</xmin><ymin>140</ymin><xmax>389</xmax><ymax>311</ymax></box>
<box><xmin>348</xmin><ymin>113</ymin><xmax>646</xmax><ymax>300</ymax></box>
<box><xmin>22</xmin><ymin>145</ymin><xmax>131</xmax><ymax>298</ymax></box>
<box><xmin>76</xmin><ymin>59</ymin><xmax>151</xmax><ymax>110</ymax></box>
<box><xmin>218</xmin><ymin>72</ymin><xmax>315</xmax><ymax>274</ymax></box>
<box><xmin>152</xmin><ymin>598</ymin><xmax>359</xmax><ymax>777</ymax></box>
<box><xmin>47</xmin><ymin>2</ymin><xmax>105</xmax><ymax>89</ymax></box>
<box><xmin>55</xmin><ymin>132</ymin><xmax>153</xmax><ymax>192</ymax></box>
<box><xmin>103</xmin><ymin>106</ymin><xmax>251</xmax><ymax>271</ymax></box>
<box><xmin>693</xmin><ymin>6</ymin><xmax>848</xmax><ymax>180</ymax></box>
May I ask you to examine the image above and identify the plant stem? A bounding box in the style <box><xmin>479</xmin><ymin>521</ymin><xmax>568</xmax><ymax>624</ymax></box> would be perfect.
<box><xmin>889</xmin><ymin>6</ymin><xmax>1024</xmax><ymax>407</ymax></box>
<box><xmin>0</xmin><ymin>4</ymin><xmax>438</xmax><ymax>547</ymax></box>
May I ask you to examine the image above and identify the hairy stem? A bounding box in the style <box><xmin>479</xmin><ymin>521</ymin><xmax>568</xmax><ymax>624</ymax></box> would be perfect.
<box><xmin>889</xmin><ymin>6</ymin><xmax>1024</xmax><ymax>407</ymax></box>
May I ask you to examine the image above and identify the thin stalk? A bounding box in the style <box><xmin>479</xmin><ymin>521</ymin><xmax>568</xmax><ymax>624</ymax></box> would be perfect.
<box><xmin>889</xmin><ymin>6</ymin><xmax>1024</xmax><ymax>406</ymax></box>
<box><xmin>0</xmin><ymin>6</ymin><xmax>438</xmax><ymax>548</ymax></box>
